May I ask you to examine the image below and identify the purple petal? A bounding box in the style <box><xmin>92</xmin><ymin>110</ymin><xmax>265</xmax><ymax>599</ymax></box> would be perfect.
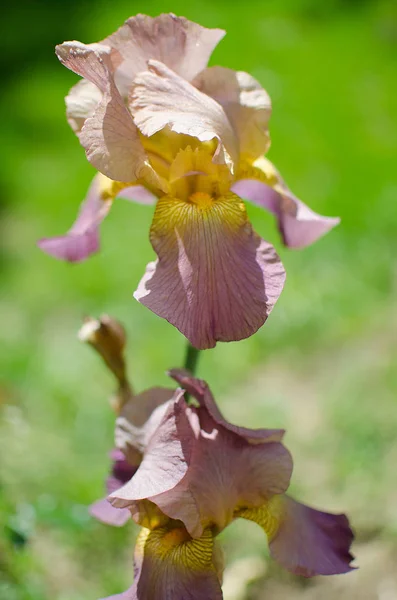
<box><xmin>151</xmin><ymin>408</ymin><xmax>292</xmax><ymax>537</ymax></box>
<box><xmin>233</xmin><ymin>160</ymin><xmax>340</xmax><ymax>248</ymax></box>
<box><xmin>169</xmin><ymin>370</ymin><xmax>285</xmax><ymax>443</ymax></box>
<box><xmin>56</xmin><ymin>41</ymin><xmax>147</xmax><ymax>181</ymax></box>
<box><xmin>269</xmin><ymin>496</ymin><xmax>355</xmax><ymax>577</ymax></box>
<box><xmin>38</xmin><ymin>176</ymin><xmax>156</xmax><ymax>263</ymax></box>
<box><xmin>134</xmin><ymin>193</ymin><xmax>285</xmax><ymax>349</ymax></box>
<box><xmin>38</xmin><ymin>175</ymin><xmax>111</xmax><ymax>262</ymax></box>
<box><xmin>89</xmin><ymin>497</ymin><xmax>131</xmax><ymax>527</ymax></box>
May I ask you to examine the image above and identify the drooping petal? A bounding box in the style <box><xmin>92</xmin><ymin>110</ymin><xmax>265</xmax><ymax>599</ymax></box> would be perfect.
<box><xmin>110</xmin><ymin>392</ymin><xmax>195</xmax><ymax>507</ymax></box>
<box><xmin>38</xmin><ymin>175</ymin><xmax>155</xmax><ymax>263</ymax></box>
<box><xmin>38</xmin><ymin>174</ymin><xmax>111</xmax><ymax>262</ymax></box>
<box><xmin>169</xmin><ymin>370</ymin><xmax>285</xmax><ymax>443</ymax></box>
<box><xmin>194</xmin><ymin>67</ymin><xmax>271</xmax><ymax>161</ymax></box>
<box><xmin>56</xmin><ymin>41</ymin><xmax>148</xmax><ymax>181</ymax></box>
<box><xmin>233</xmin><ymin>157</ymin><xmax>340</xmax><ymax>248</ymax></box>
<box><xmin>239</xmin><ymin>495</ymin><xmax>355</xmax><ymax>577</ymax></box>
<box><xmin>134</xmin><ymin>192</ymin><xmax>285</xmax><ymax>349</ymax></box>
<box><xmin>89</xmin><ymin>449</ymin><xmax>136</xmax><ymax>527</ymax></box>
<box><xmin>131</xmin><ymin>61</ymin><xmax>238</xmax><ymax>170</ymax></box>
<box><xmin>132</xmin><ymin>525</ymin><xmax>223</xmax><ymax>600</ymax></box>
<box><xmin>104</xmin><ymin>13</ymin><xmax>225</xmax><ymax>95</ymax></box>
<box><xmin>89</xmin><ymin>497</ymin><xmax>131</xmax><ymax>527</ymax></box>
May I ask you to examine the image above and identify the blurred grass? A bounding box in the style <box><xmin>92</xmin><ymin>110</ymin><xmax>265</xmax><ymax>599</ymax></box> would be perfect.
<box><xmin>1</xmin><ymin>0</ymin><xmax>397</xmax><ymax>598</ymax></box>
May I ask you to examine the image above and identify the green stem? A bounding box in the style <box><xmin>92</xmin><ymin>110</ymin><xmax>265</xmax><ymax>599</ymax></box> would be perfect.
<box><xmin>184</xmin><ymin>343</ymin><xmax>200</xmax><ymax>376</ymax></box>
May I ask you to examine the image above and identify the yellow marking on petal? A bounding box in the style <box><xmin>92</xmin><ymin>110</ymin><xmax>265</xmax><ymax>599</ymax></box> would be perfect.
<box><xmin>135</xmin><ymin>499</ymin><xmax>170</xmax><ymax>530</ymax></box>
<box><xmin>169</xmin><ymin>146</ymin><xmax>233</xmax><ymax>201</ymax></box>
<box><xmin>97</xmin><ymin>174</ymin><xmax>143</xmax><ymax>201</ymax></box>
<box><xmin>150</xmin><ymin>192</ymin><xmax>248</xmax><ymax>245</ymax></box>
<box><xmin>236</xmin><ymin>494</ymin><xmax>285</xmax><ymax>542</ymax></box>
<box><xmin>189</xmin><ymin>192</ymin><xmax>213</xmax><ymax>210</ymax></box>
<box><xmin>136</xmin><ymin>524</ymin><xmax>216</xmax><ymax>572</ymax></box>
<box><xmin>237</xmin><ymin>155</ymin><xmax>281</xmax><ymax>189</ymax></box>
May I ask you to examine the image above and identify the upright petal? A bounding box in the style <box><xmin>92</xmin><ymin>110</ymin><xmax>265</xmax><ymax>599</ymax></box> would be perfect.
<box><xmin>104</xmin><ymin>13</ymin><xmax>225</xmax><ymax>94</ymax></box>
<box><xmin>101</xmin><ymin>525</ymin><xmax>223</xmax><ymax>600</ymax></box>
<box><xmin>131</xmin><ymin>61</ymin><xmax>238</xmax><ymax>170</ymax></box>
<box><xmin>134</xmin><ymin>192</ymin><xmax>285</xmax><ymax>349</ymax></box>
<box><xmin>115</xmin><ymin>387</ymin><xmax>175</xmax><ymax>464</ymax></box>
<box><xmin>194</xmin><ymin>67</ymin><xmax>271</xmax><ymax>161</ymax></box>
<box><xmin>65</xmin><ymin>78</ymin><xmax>103</xmax><ymax>134</ymax></box>
<box><xmin>110</xmin><ymin>392</ymin><xmax>195</xmax><ymax>506</ymax></box>
<box><xmin>38</xmin><ymin>175</ymin><xmax>155</xmax><ymax>263</ymax></box>
<box><xmin>169</xmin><ymin>370</ymin><xmax>285</xmax><ymax>443</ymax></box>
<box><xmin>233</xmin><ymin>157</ymin><xmax>340</xmax><ymax>248</ymax></box>
<box><xmin>150</xmin><ymin>409</ymin><xmax>292</xmax><ymax>537</ymax></box>
<box><xmin>239</xmin><ymin>495</ymin><xmax>355</xmax><ymax>577</ymax></box>
<box><xmin>56</xmin><ymin>41</ymin><xmax>148</xmax><ymax>181</ymax></box>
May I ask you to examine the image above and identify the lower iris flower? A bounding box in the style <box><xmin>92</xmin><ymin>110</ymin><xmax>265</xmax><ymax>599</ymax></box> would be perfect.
<box><xmin>92</xmin><ymin>371</ymin><xmax>354</xmax><ymax>599</ymax></box>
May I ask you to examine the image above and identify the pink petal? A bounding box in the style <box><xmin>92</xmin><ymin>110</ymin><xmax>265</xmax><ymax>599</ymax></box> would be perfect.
<box><xmin>169</xmin><ymin>370</ymin><xmax>285</xmax><ymax>443</ymax></box>
<box><xmin>269</xmin><ymin>496</ymin><xmax>355</xmax><ymax>577</ymax></box>
<box><xmin>134</xmin><ymin>193</ymin><xmax>285</xmax><ymax>349</ymax></box>
<box><xmin>194</xmin><ymin>66</ymin><xmax>271</xmax><ymax>160</ymax></box>
<box><xmin>104</xmin><ymin>13</ymin><xmax>225</xmax><ymax>94</ymax></box>
<box><xmin>151</xmin><ymin>405</ymin><xmax>292</xmax><ymax>537</ymax></box>
<box><xmin>232</xmin><ymin>164</ymin><xmax>340</xmax><ymax>248</ymax></box>
<box><xmin>38</xmin><ymin>175</ymin><xmax>111</xmax><ymax>262</ymax></box>
<box><xmin>131</xmin><ymin>61</ymin><xmax>238</xmax><ymax>168</ymax></box>
<box><xmin>65</xmin><ymin>78</ymin><xmax>102</xmax><ymax>134</ymax></box>
<box><xmin>56</xmin><ymin>41</ymin><xmax>147</xmax><ymax>181</ymax></box>
<box><xmin>99</xmin><ymin>588</ymin><xmax>135</xmax><ymax>600</ymax></box>
<box><xmin>115</xmin><ymin>387</ymin><xmax>175</xmax><ymax>463</ymax></box>
<box><xmin>89</xmin><ymin>497</ymin><xmax>131</xmax><ymax>527</ymax></box>
<box><xmin>38</xmin><ymin>176</ymin><xmax>155</xmax><ymax>263</ymax></box>
<box><xmin>110</xmin><ymin>392</ymin><xmax>195</xmax><ymax>507</ymax></box>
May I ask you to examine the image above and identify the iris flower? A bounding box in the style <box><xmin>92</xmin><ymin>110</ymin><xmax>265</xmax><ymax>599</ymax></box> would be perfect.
<box><xmin>92</xmin><ymin>370</ymin><xmax>354</xmax><ymax>599</ymax></box>
<box><xmin>40</xmin><ymin>14</ymin><xmax>339</xmax><ymax>349</ymax></box>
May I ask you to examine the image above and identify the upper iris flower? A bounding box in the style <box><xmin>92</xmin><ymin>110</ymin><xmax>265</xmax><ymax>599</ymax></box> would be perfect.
<box><xmin>39</xmin><ymin>14</ymin><xmax>339</xmax><ymax>349</ymax></box>
<box><xmin>93</xmin><ymin>371</ymin><xmax>354</xmax><ymax>599</ymax></box>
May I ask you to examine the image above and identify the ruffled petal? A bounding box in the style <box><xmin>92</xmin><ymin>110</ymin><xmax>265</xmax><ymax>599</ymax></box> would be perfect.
<box><xmin>194</xmin><ymin>67</ymin><xmax>271</xmax><ymax>161</ymax></box>
<box><xmin>239</xmin><ymin>495</ymin><xmax>355</xmax><ymax>577</ymax></box>
<box><xmin>104</xmin><ymin>13</ymin><xmax>225</xmax><ymax>94</ymax></box>
<box><xmin>150</xmin><ymin>411</ymin><xmax>292</xmax><ymax>537</ymax></box>
<box><xmin>56</xmin><ymin>41</ymin><xmax>148</xmax><ymax>181</ymax></box>
<box><xmin>110</xmin><ymin>392</ymin><xmax>195</xmax><ymax>506</ymax></box>
<box><xmin>130</xmin><ymin>525</ymin><xmax>222</xmax><ymax>600</ymax></box>
<box><xmin>38</xmin><ymin>175</ymin><xmax>155</xmax><ymax>262</ymax></box>
<box><xmin>233</xmin><ymin>157</ymin><xmax>340</xmax><ymax>248</ymax></box>
<box><xmin>169</xmin><ymin>370</ymin><xmax>285</xmax><ymax>443</ymax></box>
<box><xmin>131</xmin><ymin>61</ymin><xmax>238</xmax><ymax>170</ymax></box>
<box><xmin>115</xmin><ymin>387</ymin><xmax>175</xmax><ymax>464</ymax></box>
<box><xmin>134</xmin><ymin>192</ymin><xmax>285</xmax><ymax>349</ymax></box>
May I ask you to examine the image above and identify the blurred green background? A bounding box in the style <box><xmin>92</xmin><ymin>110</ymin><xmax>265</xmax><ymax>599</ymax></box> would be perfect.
<box><xmin>1</xmin><ymin>0</ymin><xmax>397</xmax><ymax>598</ymax></box>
